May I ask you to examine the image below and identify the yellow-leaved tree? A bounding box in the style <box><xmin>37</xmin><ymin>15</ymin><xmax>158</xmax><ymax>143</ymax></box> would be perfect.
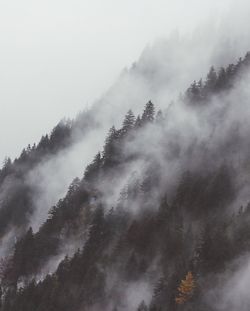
<box><xmin>175</xmin><ymin>271</ymin><xmax>195</xmax><ymax>305</ymax></box>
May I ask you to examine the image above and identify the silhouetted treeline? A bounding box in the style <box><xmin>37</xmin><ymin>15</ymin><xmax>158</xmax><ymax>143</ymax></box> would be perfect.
<box><xmin>0</xmin><ymin>111</ymin><xmax>97</xmax><ymax>240</ymax></box>
<box><xmin>0</xmin><ymin>54</ymin><xmax>250</xmax><ymax>311</ymax></box>
<box><xmin>186</xmin><ymin>52</ymin><xmax>250</xmax><ymax>103</ymax></box>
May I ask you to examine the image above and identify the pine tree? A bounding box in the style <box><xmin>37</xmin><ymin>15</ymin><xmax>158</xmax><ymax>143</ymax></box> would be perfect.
<box><xmin>19</xmin><ymin>148</ymin><xmax>28</xmax><ymax>162</ymax></box>
<box><xmin>141</xmin><ymin>101</ymin><xmax>155</xmax><ymax>123</ymax></box>
<box><xmin>67</xmin><ymin>177</ymin><xmax>81</xmax><ymax>196</ymax></box>
<box><xmin>85</xmin><ymin>152</ymin><xmax>103</xmax><ymax>181</ymax></box>
<box><xmin>226</xmin><ymin>63</ymin><xmax>235</xmax><ymax>80</ymax></box>
<box><xmin>2</xmin><ymin>157</ymin><xmax>11</xmax><ymax>171</ymax></box>
<box><xmin>216</xmin><ymin>67</ymin><xmax>227</xmax><ymax>90</ymax></box>
<box><xmin>122</xmin><ymin>109</ymin><xmax>135</xmax><ymax>134</ymax></box>
<box><xmin>37</xmin><ymin>134</ymin><xmax>50</xmax><ymax>151</ymax></box>
<box><xmin>151</xmin><ymin>277</ymin><xmax>167</xmax><ymax>306</ymax></box>
<box><xmin>205</xmin><ymin>66</ymin><xmax>217</xmax><ymax>91</ymax></box>
<box><xmin>12</xmin><ymin>227</ymin><xmax>36</xmax><ymax>281</ymax></box>
<box><xmin>175</xmin><ymin>271</ymin><xmax>195</xmax><ymax>305</ymax></box>
<box><xmin>103</xmin><ymin>126</ymin><xmax>119</xmax><ymax>166</ymax></box>
<box><xmin>0</xmin><ymin>158</ymin><xmax>12</xmax><ymax>181</ymax></box>
<box><xmin>135</xmin><ymin>115</ymin><xmax>142</xmax><ymax>128</ymax></box>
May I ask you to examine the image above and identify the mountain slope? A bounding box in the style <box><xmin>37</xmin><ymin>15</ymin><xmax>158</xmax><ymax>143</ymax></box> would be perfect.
<box><xmin>1</xmin><ymin>52</ymin><xmax>250</xmax><ymax>311</ymax></box>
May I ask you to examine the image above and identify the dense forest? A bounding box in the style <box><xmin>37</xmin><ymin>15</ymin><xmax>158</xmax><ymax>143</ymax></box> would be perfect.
<box><xmin>1</xmin><ymin>52</ymin><xmax>250</xmax><ymax>311</ymax></box>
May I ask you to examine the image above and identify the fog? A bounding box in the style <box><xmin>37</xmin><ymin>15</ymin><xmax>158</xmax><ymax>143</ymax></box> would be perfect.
<box><xmin>2</xmin><ymin>1</ymin><xmax>250</xmax><ymax>309</ymax></box>
<box><xmin>0</xmin><ymin>0</ymin><xmax>237</xmax><ymax>163</ymax></box>
<box><xmin>1</xmin><ymin>0</ymin><xmax>250</xmax><ymax>245</ymax></box>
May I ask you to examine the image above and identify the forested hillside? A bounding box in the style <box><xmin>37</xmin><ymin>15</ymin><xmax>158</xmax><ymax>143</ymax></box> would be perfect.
<box><xmin>1</xmin><ymin>52</ymin><xmax>250</xmax><ymax>311</ymax></box>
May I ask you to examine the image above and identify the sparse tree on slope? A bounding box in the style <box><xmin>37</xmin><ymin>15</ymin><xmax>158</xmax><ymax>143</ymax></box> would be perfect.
<box><xmin>175</xmin><ymin>271</ymin><xmax>195</xmax><ymax>305</ymax></box>
<box><xmin>141</xmin><ymin>101</ymin><xmax>155</xmax><ymax>123</ymax></box>
<box><xmin>122</xmin><ymin>109</ymin><xmax>135</xmax><ymax>134</ymax></box>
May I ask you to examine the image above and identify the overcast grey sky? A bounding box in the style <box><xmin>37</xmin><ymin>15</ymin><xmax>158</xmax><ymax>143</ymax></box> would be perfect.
<box><xmin>0</xmin><ymin>0</ymin><xmax>236</xmax><ymax>163</ymax></box>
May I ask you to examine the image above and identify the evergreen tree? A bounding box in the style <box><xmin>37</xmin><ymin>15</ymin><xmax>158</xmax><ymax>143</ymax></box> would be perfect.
<box><xmin>205</xmin><ymin>66</ymin><xmax>217</xmax><ymax>91</ymax></box>
<box><xmin>85</xmin><ymin>152</ymin><xmax>103</xmax><ymax>181</ymax></box>
<box><xmin>122</xmin><ymin>110</ymin><xmax>135</xmax><ymax>134</ymax></box>
<box><xmin>103</xmin><ymin>126</ymin><xmax>119</xmax><ymax>166</ymax></box>
<box><xmin>12</xmin><ymin>227</ymin><xmax>36</xmax><ymax>283</ymax></box>
<box><xmin>37</xmin><ymin>134</ymin><xmax>50</xmax><ymax>151</ymax></box>
<box><xmin>175</xmin><ymin>272</ymin><xmax>195</xmax><ymax>305</ymax></box>
<box><xmin>135</xmin><ymin>115</ymin><xmax>142</xmax><ymax>128</ymax></box>
<box><xmin>141</xmin><ymin>101</ymin><xmax>155</xmax><ymax>123</ymax></box>
<box><xmin>216</xmin><ymin>67</ymin><xmax>227</xmax><ymax>90</ymax></box>
<box><xmin>0</xmin><ymin>158</ymin><xmax>12</xmax><ymax>182</ymax></box>
<box><xmin>2</xmin><ymin>54</ymin><xmax>250</xmax><ymax>311</ymax></box>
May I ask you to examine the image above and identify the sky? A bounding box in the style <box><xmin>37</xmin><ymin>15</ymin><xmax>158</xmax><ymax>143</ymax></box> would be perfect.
<box><xmin>0</xmin><ymin>0</ymin><xmax>235</xmax><ymax>163</ymax></box>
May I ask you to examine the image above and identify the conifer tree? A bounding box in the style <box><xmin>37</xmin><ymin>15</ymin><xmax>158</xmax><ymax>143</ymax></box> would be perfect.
<box><xmin>85</xmin><ymin>152</ymin><xmax>102</xmax><ymax>180</ymax></box>
<box><xmin>216</xmin><ymin>67</ymin><xmax>227</xmax><ymax>90</ymax></box>
<box><xmin>175</xmin><ymin>271</ymin><xmax>195</xmax><ymax>305</ymax></box>
<box><xmin>141</xmin><ymin>101</ymin><xmax>155</xmax><ymax>123</ymax></box>
<box><xmin>103</xmin><ymin>126</ymin><xmax>119</xmax><ymax>166</ymax></box>
<box><xmin>122</xmin><ymin>109</ymin><xmax>135</xmax><ymax>134</ymax></box>
<box><xmin>135</xmin><ymin>115</ymin><xmax>142</xmax><ymax>128</ymax></box>
<box><xmin>205</xmin><ymin>66</ymin><xmax>217</xmax><ymax>91</ymax></box>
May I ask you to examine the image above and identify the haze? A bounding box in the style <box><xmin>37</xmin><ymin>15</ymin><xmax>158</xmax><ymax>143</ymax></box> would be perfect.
<box><xmin>0</xmin><ymin>0</ymin><xmax>234</xmax><ymax>163</ymax></box>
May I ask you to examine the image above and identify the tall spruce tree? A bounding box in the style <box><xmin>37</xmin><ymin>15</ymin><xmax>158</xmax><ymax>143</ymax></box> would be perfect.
<box><xmin>122</xmin><ymin>110</ymin><xmax>135</xmax><ymax>134</ymax></box>
<box><xmin>141</xmin><ymin>101</ymin><xmax>155</xmax><ymax>123</ymax></box>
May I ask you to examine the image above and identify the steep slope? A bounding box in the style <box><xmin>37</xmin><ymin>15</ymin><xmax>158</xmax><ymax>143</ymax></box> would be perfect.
<box><xmin>0</xmin><ymin>34</ymin><xmax>247</xmax><ymax>247</ymax></box>
<box><xmin>0</xmin><ymin>110</ymin><xmax>98</xmax><ymax>256</ymax></box>
<box><xmin>1</xmin><ymin>52</ymin><xmax>250</xmax><ymax>311</ymax></box>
